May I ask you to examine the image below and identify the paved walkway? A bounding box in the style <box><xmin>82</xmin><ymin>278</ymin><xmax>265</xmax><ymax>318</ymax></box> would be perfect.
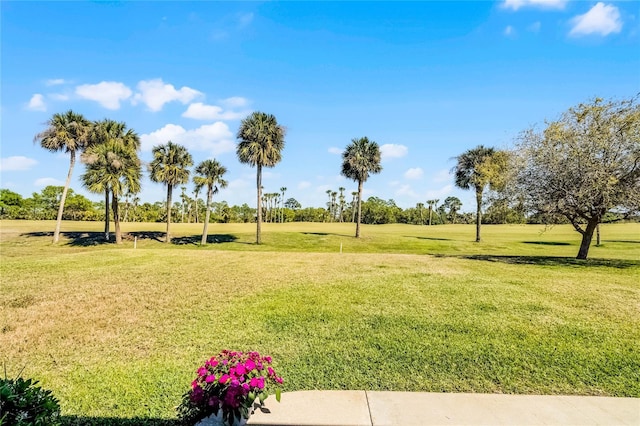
<box><xmin>248</xmin><ymin>391</ymin><xmax>640</xmax><ymax>425</ymax></box>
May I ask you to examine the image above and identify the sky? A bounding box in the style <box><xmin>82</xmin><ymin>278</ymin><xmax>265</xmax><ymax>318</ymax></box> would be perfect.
<box><xmin>1</xmin><ymin>0</ymin><xmax>639</xmax><ymax>211</ymax></box>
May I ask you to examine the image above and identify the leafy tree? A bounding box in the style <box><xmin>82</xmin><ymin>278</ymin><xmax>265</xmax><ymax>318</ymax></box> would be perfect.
<box><xmin>0</xmin><ymin>189</ymin><xmax>24</xmax><ymax>218</ymax></box>
<box><xmin>514</xmin><ymin>96</ymin><xmax>640</xmax><ymax>259</ymax></box>
<box><xmin>194</xmin><ymin>159</ymin><xmax>228</xmax><ymax>245</ymax></box>
<box><xmin>453</xmin><ymin>145</ymin><xmax>508</xmax><ymax>242</ymax></box>
<box><xmin>34</xmin><ymin>110</ymin><xmax>91</xmax><ymax>243</ymax></box>
<box><xmin>81</xmin><ymin>135</ymin><xmax>142</xmax><ymax>244</ymax></box>
<box><xmin>442</xmin><ymin>196</ymin><xmax>462</xmax><ymax>224</ymax></box>
<box><xmin>236</xmin><ymin>112</ymin><xmax>286</xmax><ymax>244</ymax></box>
<box><xmin>341</xmin><ymin>137</ymin><xmax>382</xmax><ymax>237</ymax></box>
<box><xmin>284</xmin><ymin>197</ymin><xmax>301</xmax><ymax>210</ymax></box>
<box><xmin>149</xmin><ymin>142</ymin><xmax>193</xmax><ymax>243</ymax></box>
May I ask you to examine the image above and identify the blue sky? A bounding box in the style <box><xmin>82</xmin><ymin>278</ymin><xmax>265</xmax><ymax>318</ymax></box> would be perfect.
<box><xmin>1</xmin><ymin>1</ymin><xmax>638</xmax><ymax>211</ymax></box>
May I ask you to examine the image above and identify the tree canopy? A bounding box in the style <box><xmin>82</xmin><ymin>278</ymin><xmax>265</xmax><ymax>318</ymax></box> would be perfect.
<box><xmin>514</xmin><ymin>96</ymin><xmax>640</xmax><ymax>259</ymax></box>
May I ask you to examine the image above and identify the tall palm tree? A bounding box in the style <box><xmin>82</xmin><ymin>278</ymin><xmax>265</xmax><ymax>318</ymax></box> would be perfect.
<box><xmin>236</xmin><ymin>111</ymin><xmax>286</xmax><ymax>244</ymax></box>
<box><xmin>280</xmin><ymin>187</ymin><xmax>287</xmax><ymax>223</ymax></box>
<box><xmin>338</xmin><ymin>187</ymin><xmax>346</xmax><ymax>222</ymax></box>
<box><xmin>34</xmin><ymin>110</ymin><xmax>91</xmax><ymax>243</ymax></box>
<box><xmin>341</xmin><ymin>137</ymin><xmax>382</xmax><ymax>238</ymax></box>
<box><xmin>149</xmin><ymin>141</ymin><xmax>193</xmax><ymax>243</ymax></box>
<box><xmin>193</xmin><ymin>159</ymin><xmax>228</xmax><ymax>245</ymax></box>
<box><xmin>331</xmin><ymin>191</ymin><xmax>338</xmax><ymax>221</ymax></box>
<box><xmin>90</xmin><ymin>119</ymin><xmax>140</xmax><ymax>241</ymax></box>
<box><xmin>351</xmin><ymin>191</ymin><xmax>358</xmax><ymax>223</ymax></box>
<box><xmin>453</xmin><ymin>145</ymin><xmax>506</xmax><ymax>242</ymax></box>
<box><xmin>416</xmin><ymin>202</ymin><xmax>424</xmax><ymax>225</ymax></box>
<box><xmin>426</xmin><ymin>199</ymin><xmax>439</xmax><ymax>226</ymax></box>
<box><xmin>81</xmin><ymin>136</ymin><xmax>141</xmax><ymax>244</ymax></box>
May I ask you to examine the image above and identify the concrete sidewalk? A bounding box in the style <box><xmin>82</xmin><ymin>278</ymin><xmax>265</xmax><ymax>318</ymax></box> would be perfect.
<box><xmin>248</xmin><ymin>391</ymin><xmax>639</xmax><ymax>426</ymax></box>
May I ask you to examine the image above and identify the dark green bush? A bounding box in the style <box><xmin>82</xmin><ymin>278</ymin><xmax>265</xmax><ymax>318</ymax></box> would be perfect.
<box><xmin>0</xmin><ymin>377</ymin><xmax>60</xmax><ymax>425</ymax></box>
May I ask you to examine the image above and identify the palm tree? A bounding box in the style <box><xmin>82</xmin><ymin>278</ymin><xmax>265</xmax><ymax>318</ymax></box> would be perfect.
<box><xmin>90</xmin><ymin>119</ymin><xmax>140</xmax><ymax>241</ymax></box>
<box><xmin>338</xmin><ymin>187</ymin><xmax>346</xmax><ymax>222</ymax></box>
<box><xmin>81</xmin><ymin>136</ymin><xmax>141</xmax><ymax>244</ymax></box>
<box><xmin>341</xmin><ymin>137</ymin><xmax>382</xmax><ymax>238</ymax></box>
<box><xmin>453</xmin><ymin>145</ymin><xmax>506</xmax><ymax>242</ymax></box>
<box><xmin>331</xmin><ymin>191</ymin><xmax>338</xmax><ymax>221</ymax></box>
<box><xmin>351</xmin><ymin>191</ymin><xmax>358</xmax><ymax>223</ymax></box>
<box><xmin>193</xmin><ymin>159</ymin><xmax>228</xmax><ymax>245</ymax></box>
<box><xmin>34</xmin><ymin>110</ymin><xmax>91</xmax><ymax>243</ymax></box>
<box><xmin>280</xmin><ymin>187</ymin><xmax>287</xmax><ymax>223</ymax></box>
<box><xmin>236</xmin><ymin>112</ymin><xmax>286</xmax><ymax>244</ymax></box>
<box><xmin>149</xmin><ymin>141</ymin><xmax>193</xmax><ymax>243</ymax></box>
<box><xmin>443</xmin><ymin>196</ymin><xmax>462</xmax><ymax>224</ymax></box>
<box><xmin>416</xmin><ymin>202</ymin><xmax>424</xmax><ymax>225</ymax></box>
<box><xmin>426</xmin><ymin>199</ymin><xmax>439</xmax><ymax>226</ymax></box>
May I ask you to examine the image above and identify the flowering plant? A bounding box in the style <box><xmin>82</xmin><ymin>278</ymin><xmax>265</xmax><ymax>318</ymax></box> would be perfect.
<box><xmin>178</xmin><ymin>350</ymin><xmax>283</xmax><ymax>426</ymax></box>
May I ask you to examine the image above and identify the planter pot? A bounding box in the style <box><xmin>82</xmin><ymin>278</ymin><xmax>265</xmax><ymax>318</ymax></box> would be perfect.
<box><xmin>196</xmin><ymin>409</ymin><xmax>248</xmax><ymax>426</ymax></box>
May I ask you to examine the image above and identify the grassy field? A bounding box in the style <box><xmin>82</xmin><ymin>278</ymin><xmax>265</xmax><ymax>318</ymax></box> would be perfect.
<box><xmin>1</xmin><ymin>220</ymin><xmax>639</xmax><ymax>424</ymax></box>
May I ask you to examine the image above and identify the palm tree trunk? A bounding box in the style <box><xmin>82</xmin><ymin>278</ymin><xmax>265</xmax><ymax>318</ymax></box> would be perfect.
<box><xmin>201</xmin><ymin>187</ymin><xmax>212</xmax><ymax>245</ymax></box>
<box><xmin>428</xmin><ymin>206</ymin><xmax>432</xmax><ymax>226</ymax></box>
<box><xmin>166</xmin><ymin>185</ymin><xmax>173</xmax><ymax>243</ymax></box>
<box><xmin>112</xmin><ymin>192</ymin><xmax>122</xmax><ymax>244</ymax></box>
<box><xmin>104</xmin><ymin>189</ymin><xmax>110</xmax><ymax>242</ymax></box>
<box><xmin>577</xmin><ymin>219</ymin><xmax>598</xmax><ymax>259</ymax></box>
<box><xmin>53</xmin><ymin>151</ymin><xmax>75</xmax><ymax>243</ymax></box>
<box><xmin>356</xmin><ymin>180</ymin><xmax>363</xmax><ymax>238</ymax></box>
<box><xmin>475</xmin><ymin>189</ymin><xmax>483</xmax><ymax>242</ymax></box>
<box><xmin>256</xmin><ymin>164</ymin><xmax>262</xmax><ymax>244</ymax></box>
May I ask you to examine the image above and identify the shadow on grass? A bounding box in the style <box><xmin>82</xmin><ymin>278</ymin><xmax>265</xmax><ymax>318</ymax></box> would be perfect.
<box><xmin>128</xmin><ymin>231</ymin><xmax>165</xmax><ymax>243</ymax></box>
<box><xmin>457</xmin><ymin>254</ymin><xmax>639</xmax><ymax>269</ymax></box>
<box><xmin>301</xmin><ymin>232</ymin><xmax>353</xmax><ymax>238</ymax></box>
<box><xmin>22</xmin><ymin>231</ymin><xmax>112</xmax><ymax>246</ymax></box>
<box><xmin>411</xmin><ymin>236</ymin><xmax>452</xmax><ymax>241</ymax></box>
<box><xmin>170</xmin><ymin>234</ymin><xmax>239</xmax><ymax>245</ymax></box>
<box><xmin>61</xmin><ymin>416</ymin><xmax>178</xmax><ymax>426</ymax></box>
<box><xmin>523</xmin><ymin>241</ymin><xmax>572</xmax><ymax>246</ymax></box>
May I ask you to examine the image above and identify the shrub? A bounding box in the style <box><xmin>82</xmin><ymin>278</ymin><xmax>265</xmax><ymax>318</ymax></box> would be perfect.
<box><xmin>0</xmin><ymin>376</ymin><xmax>61</xmax><ymax>426</ymax></box>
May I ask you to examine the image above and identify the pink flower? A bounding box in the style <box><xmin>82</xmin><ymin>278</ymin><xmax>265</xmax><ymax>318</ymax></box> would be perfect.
<box><xmin>245</xmin><ymin>359</ymin><xmax>256</xmax><ymax>371</ymax></box>
<box><xmin>235</xmin><ymin>364</ymin><xmax>246</xmax><ymax>375</ymax></box>
<box><xmin>267</xmin><ymin>367</ymin><xmax>275</xmax><ymax>376</ymax></box>
<box><xmin>250</xmin><ymin>377</ymin><xmax>259</xmax><ymax>388</ymax></box>
<box><xmin>191</xmin><ymin>380</ymin><xmax>200</xmax><ymax>389</ymax></box>
<box><xmin>197</xmin><ymin>367</ymin><xmax>208</xmax><ymax>377</ymax></box>
<box><xmin>276</xmin><ymin>376</ymin><xmax>283</xmax><ymax>384</ymax></box>
<box><xmin>219</xmin><ymin>374</ymin><xmax>230</xmax><ymax>384</ymax></box>
<box><xmin>205</xmin><ymin>375</ymin><xmax>216</xmax><ymax>383</ymax></box>
<box><xmin>257</xmin><ymin>377</ymin><xmax>265</xmax><ymax>389</ymax></box>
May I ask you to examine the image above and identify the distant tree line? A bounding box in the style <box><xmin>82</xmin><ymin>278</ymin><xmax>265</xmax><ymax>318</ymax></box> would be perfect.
<box><xmin>4</xmin><ymin>95</ymin><xmax>638</xmax><ymax>258</ymax></box>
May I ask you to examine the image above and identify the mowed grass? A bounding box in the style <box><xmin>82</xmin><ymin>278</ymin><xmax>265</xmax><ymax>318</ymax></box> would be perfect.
<box><xmin>1</xmin><ymin>220</ymin><xmax>639</xmax><ymax>423</ymax></box>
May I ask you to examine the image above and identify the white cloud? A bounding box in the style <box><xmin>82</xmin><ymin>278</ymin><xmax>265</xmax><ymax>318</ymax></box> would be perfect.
<box><xmin>404</xmin><ymin>167</ymin><xmax>424</xmax><ymax>180</ymax></box>
<box><xmin>140</xmin><ymin>122</ymin><xmax>235</xmax><ymax>155</ymax></box>
<box><xmin>569</xmin><ymin>2</ymin><xmax>622</xmax><ymax>37</ymax></box>
<box><xmin>432</xmin><ymin>169</ymin><xmax>452</xmax><ymax>183</ymax></box>
<box><xmin>0</xmin><ymin>156</ymin><xmax>38</xmax><ymax>171</ymax></box>
<box><xmin>380</xmin><ymin>144</ymin><xmax>408</xmax><ymax>160</ymax></box>
<box><xmin>328</xmin><ymin>147</ymin><xmax>343</xmax><ymax>155</ymax></box>
<box><xmin>504</xmin><ymin>25</ymin><xmax>516</xmax><ymax>36</ymax></box>
<box><xmin>221</xmin><ymin>97</ymin><xmax>249</xmax><ymax>108</ymax></box>
<box><xmin>133</xmin><ymin>79</ymin><xmax>202</xmax><ymax>111</ymax></box>
<box><xmin>395</xmin><ymin>184</ymin><xmax>420</xmax><ymax>199</ymax></box>
<box><xmin>238</xmin><ymin>12</ymin><xmax>254</xmax><ymax>28</ymax></box>
<box><xmin>35</xmin><ymin>177</ymin><xmax>64</xmax><ymax>187</ymax></box>
<box><xmin>27</xmin><ymin>94</ymin><xmax>46</xmax><ymax>111</ymax></box>
<box><xmin>75</xmin><ymin>81</ymin><xmax>132</xmax><ymax>110</ymax></box>
<box><xmin>298</xmin><ymin>181</ymin><xmax>312</xmax><ymax>190</ymax></box>
<box><xmin>425</xmin><ymin>184</ymin><xmax>453</xmax><ymax>199</ymax></box>
<box><xmin>49</xmin><ymin>93</ymin><xmax>70</xmax><ymax>101</ymax></box>
<box><xmin>528</xmin><ymin>21</ymin><xmax>542</xmax><ymax>32</ymax></box>
<box><xmin>229</xmin><ymin>179</ymin><xmax>250</xmax><ymax>190</ymax></box>
<box><xmin>45</xmin><ymin>78</ymin><xmax>66</xmax><ymax>86</ymax></box>
<box><xmin>182</xmin><ymin>102</ymin><xmax>248</xmax><ymax>120</ymax></box>
<box><xmin>502</xmin><ymin>0</ymin><xmax>567</xmax><ymax>11</ymax></box>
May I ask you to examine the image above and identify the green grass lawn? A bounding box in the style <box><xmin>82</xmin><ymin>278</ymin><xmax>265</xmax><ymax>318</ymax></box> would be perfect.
<box><xmin>1</xmin><ymin>220</ymin><xmax>639</xmax><ymax>424</ymax></box>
